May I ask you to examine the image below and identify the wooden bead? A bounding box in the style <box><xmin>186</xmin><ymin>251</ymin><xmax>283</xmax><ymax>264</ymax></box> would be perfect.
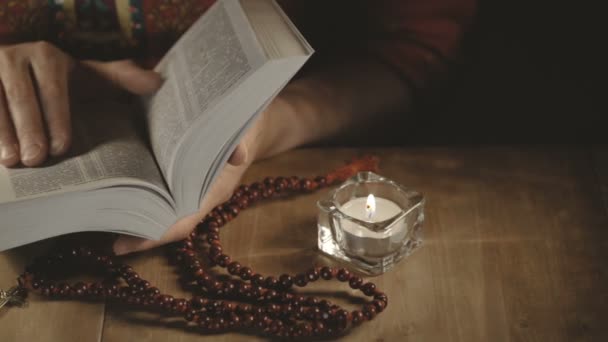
<box><xmin>206</xmin><ymin>233</ymin><xmax>219</xmax><ymax>244</ymax></box>
<box><xmin>314</xmin><ymin>176</ymin><xmax>327</xmax><ymax>187</ymax></box>
<box><xmin>209</xmin><ymin>245</ymin><xmax>223</xmax><ymax>255</ymax></box>
<box><xmin>313</xmin><ymin>321</ymin><xmax>325</xmax><ymax>335</ymax></box>
<box><xmin>280</xmin><ymin>292</ymin><xmax>293</xmax><ymax>303</ymax></box>
<box><xmin>266</xmin><ymin>187</ymin><xmax>275</xmax><ymax>197</ymax></box>
<box><xmin>294</xmin><ymin>274</ymin><xmax>308</xmax><ymax>287</ymax></box>
<box><xmin>265</xmin><ymin>276</ymin><xmax>279</xmax><ymax>289</ymax></box>
<box><xmin>305</xmin><ymin>296</ymin><xmax>319</xmax><ymax>306</ymax></box>
<box><xmin>300</xmin><ymin>179</ymin><xmax>314</xmax><ymax>191</ymax></box>
<box><xmin>279</xmin><ymin>274</ymin><xmax>293</xmax><ymax>289</ymax></box>
<box><xmin>363</xmin><ymin>305</ymin><xmax>377</xmax><ymax>320</ymax></box>
<box><xmin>290</xmin><ymin>176</ymin><xmax>300</xmax><ymax>190</ymax></box>
<box><xmin>349</xmin><ymin>276</ymin><xmax>363</xmax><ymax>289</ymax></box>
<box><xmin>227</xmin><ymin>205</ymin><xmax>240</xmax><ymax>216</ymax></box>
<box><xmin>242</xmin><ymin>314</ymin><xmax>255</xmax><ymax>327</ymax></box>
<box><xmin>337</xmin><ymin>269</ymin><xmax>351</xmax><ymax>282</ymax></box>
<box><xmin>206</xmin><ymin>226</ymin><xmax>220</xmax><ymax>235</ymax></box>
<box><xmin>265</xmin><ymin>289</ymin><xmax>278</xmax><ymax>301</ymax></box>
<box><xmin>336</xmin><ymin>309</ymin><xmax>349</xmax><ymax>321</ymax></box>
<box><xmin>351</xmin><ymin>310</ymin><xmax>364</xmax><ymax>325</ymax></box>
<box><xmin>306</xmin><ymin>268</ymin><xmax>320</xmax><ymax>282</ymax></box>
<box><xmin>237</xmin><ymin>303</ymin><xmax>252</xmax><ymax>314</ymax></box>
<box><xmin>251</xmin><ymin>182</ymin><xmax>263</xmax><ymax>191</ymax></box>
<box><xmin>320</xmin><ymin>267</ymin><xmax>333</xmax><ymax>280</ymax></box>
<box><xmin>373</xmin><ymin>299</ymin><xmax>387</xmax><ymax>312</ymax></box>
<box><xmin>361</xmin><ymin>282</ymin><xmax>377</xmax><ymax>296</ymax></box>
<box><xmin>374</xmin><ymin>292</ymin><xmax>388</xmax><ymax>302</ymax></box>
<box><xmin>248</xmin><ymin>190</ymin><xmax>260</xmax><ymax>201</ymax></box>
<box><xmin>237</xmin><ymin>197</ymin><xmax>249</xmax><ymax>209</ymax></box>
<box><xmin>251</xmin><ymin>273</ymin><xmax>265</xmax><ymax>285</ymax></box>
<box><xmin>185</xmin><ymin>310</ymin><xmax>197</xmax><ymax>321</ymax></box>
<box><xmin>274</xmin><ymin>182</ymin><xmax>285</xmax><ymax>193</ymax></box>
<box><xmin>239</xmin><ymin>267</ymin><xmax>253</xmax><ymax>280</ymax></box>
<box><xmin>190</xmin><ymin>297</ymin><xmax>205</xmax><ymax>309</ymax></box>
<box><xmin>217</xmin><ymin>254</ymin><xmax>231</xmax><ymax>267</ymax></box>
<box><xmin>319</xmin><ymin>299</ymin><xmax>332</xmax><ymax>310</ymax></box>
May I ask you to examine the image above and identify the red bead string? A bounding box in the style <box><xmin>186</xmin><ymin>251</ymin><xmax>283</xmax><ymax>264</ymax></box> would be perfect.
<box><xmin>16</xmin><ymin>157</ymin><xmax>387</xmax><ymax>338</ymax></box>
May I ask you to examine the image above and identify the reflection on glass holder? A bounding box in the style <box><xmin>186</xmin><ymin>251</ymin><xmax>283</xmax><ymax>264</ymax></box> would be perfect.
<box><xmin>317</xmin><ymin>172</ymin><xmax>425</xmax><ymax>276</ymax></box>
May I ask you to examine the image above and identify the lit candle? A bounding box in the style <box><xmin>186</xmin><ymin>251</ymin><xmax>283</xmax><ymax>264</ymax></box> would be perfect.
<box><xmin>338</xmin><ymin>194</ymin><xmax>406</xmax><ymax>257</ymax></box>
<box><xmin>317</xmin><ymin>171</ymin><xmax>425</xmax><ymax>275</ymax></box>
<box><xmin>341</xmin><ymin>194</ymin><xmax>401</xmax><ymax>224</ymax></box>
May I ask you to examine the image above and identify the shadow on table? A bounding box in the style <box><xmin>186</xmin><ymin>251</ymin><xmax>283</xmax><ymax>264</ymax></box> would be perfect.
<box><xmin>1</xmin><ymin>238</ymin><xmax>64</xmax><ymax>283</ymax></box>
<box><xmin>106</xmin><ymin>307</ymin><xmax>353</xmax><ymax>340</ymax></box>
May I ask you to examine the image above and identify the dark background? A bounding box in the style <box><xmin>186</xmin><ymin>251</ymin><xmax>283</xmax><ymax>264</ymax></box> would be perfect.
<box><xmin>414</xmin><ymin>1</ymin><xmax>606</xmax><ymax>144</ymax></box>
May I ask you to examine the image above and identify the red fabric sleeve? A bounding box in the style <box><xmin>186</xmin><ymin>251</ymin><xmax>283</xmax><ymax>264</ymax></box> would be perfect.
<box><xmin>365</xmin><ymin>0</ymin><xmax>476</xmax><ymax>90</ymax></box>
<box><xmin>0</xmin><ymin>0</ymin><xmax>476</xmax><ymax>92</ymax></box>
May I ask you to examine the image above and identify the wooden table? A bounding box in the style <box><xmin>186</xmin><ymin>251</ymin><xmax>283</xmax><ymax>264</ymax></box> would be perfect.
<box><xmin>1</xmin><ymin>147</ymin><xmax>607</xmax><ymax>341</ymax></box>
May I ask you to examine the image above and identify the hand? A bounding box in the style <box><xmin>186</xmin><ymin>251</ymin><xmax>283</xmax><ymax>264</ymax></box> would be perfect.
<box><xmin>111</xmin><ymin>57</ymin><xmax>408</xmax><ymax>255</ymax></box>
<box><xmin>112</xmin><ymin>111</ymin><xmax>266</xmax><ymax>255</ymax></box>
<box><xmin>111</xmin><ymin>92</ymin><xmax>307</xmax><ymax>255</ymax></box>
<box><xmin>0</xmin><ymin>41</ymin><xmax>161</xmax><ymax>167</ymax></box>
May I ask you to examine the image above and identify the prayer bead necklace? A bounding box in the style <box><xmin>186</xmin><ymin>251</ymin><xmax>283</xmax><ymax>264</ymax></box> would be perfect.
<box><xmin>7</xmin><ymin>157</ymin><xmax>387</xmax><ymax>338</ymax></box>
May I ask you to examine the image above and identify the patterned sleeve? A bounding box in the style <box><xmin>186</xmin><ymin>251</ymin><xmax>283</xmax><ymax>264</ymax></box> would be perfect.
<box><xmin>0</xmin><ymin>1</ymin><xmax>50</xmax><ymax>44</ymax></box>
<box><xmin>365</xmin><ymin>0</ymin><xmax>476</xmax><ymax>90</ymax></box>
<box><xmin>0</xmin><ymin>0</ymin><xmax>214</xmax><ymax>60</ymax></box>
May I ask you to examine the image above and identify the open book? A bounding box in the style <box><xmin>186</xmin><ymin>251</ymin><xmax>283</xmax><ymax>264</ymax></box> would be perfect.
<box><xmin>0</xmin><ymin>0</ymin><xmax>312</xmax><ymax>251</ymax></box>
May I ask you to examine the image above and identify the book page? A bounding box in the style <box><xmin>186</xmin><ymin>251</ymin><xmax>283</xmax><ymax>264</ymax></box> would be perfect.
<box><xmin>144</xmin><ymin>0</ymin><xmax>261</xmax><ymax>183</ymax></box>
<box><xmin>0</xmin><ymin>101</ymin><xmax>167</xmax><ymax>204</ymax></box>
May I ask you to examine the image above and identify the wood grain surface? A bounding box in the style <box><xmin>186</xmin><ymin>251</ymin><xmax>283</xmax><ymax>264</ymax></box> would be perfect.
<box><xmin>1</xmin><ymin>147</ymin><xmax>607</xmax><ymax>341</ymax></box>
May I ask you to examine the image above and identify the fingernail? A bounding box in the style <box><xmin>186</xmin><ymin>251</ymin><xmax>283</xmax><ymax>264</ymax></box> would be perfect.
<box><xmin>0</xmin><ymin>145</ymin><xmax>17</xmax><ymax>162</ymax></box>
<box><xmin>21</xmin><ymin>144</ymin><xmax>42</xmax><ymax>162</ymax></box>
<box><xmin>50</xmin><ymin>139</ymin><xmax>66</xmax><ymax>155</ymax></box>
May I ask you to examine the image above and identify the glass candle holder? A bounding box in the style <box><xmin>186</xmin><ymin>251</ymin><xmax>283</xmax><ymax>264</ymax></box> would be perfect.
<box><xmin>317</xmin><ymin>172</ymin><xmax>425</xmax><ymax>276</ymax></box>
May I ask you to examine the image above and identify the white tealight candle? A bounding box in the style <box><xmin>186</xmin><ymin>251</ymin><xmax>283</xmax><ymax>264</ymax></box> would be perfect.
<box><xmin>340</xmin><ymin>194</ymin><xmax>401</xmax><ymax>225</ymax></box>
<box><xmin>338</xmin><ymin>195</ymin><xmax>407</xmax><ymax>257</ymax></box>
<box><xmin>317</xmin><ymin>171</ymin><xmax>425</xmax><ymax>275</ymax></box>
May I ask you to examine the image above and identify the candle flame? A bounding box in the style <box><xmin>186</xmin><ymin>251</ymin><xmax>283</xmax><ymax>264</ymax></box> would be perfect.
<box><xmin>365</xmin><ymin>194</ymin><xmax>376</xmax><ymax>219</ymax></box>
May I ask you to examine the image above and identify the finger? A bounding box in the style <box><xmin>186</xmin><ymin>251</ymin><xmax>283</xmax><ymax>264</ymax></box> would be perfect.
<box><xmin>113</xmin><ymin>213</ymin><xmax>204</xmax><ymax>255</ymax></box>
<box><xmin>114</xmin><ymin>164</ymin><xmax>248</xmax><ymax>255</ymax></box>
<box><xmin>228</xmin><ymin>143</ymin><xmax>248</xmax><ymax>166</ymax></box>
<box><xmin>30</xmin><ymin>52</ymin><xmax>71</xmax><ymax>156</ymax></box>
<box><xmin>81</xmin><ymin>60</ymin><xmax>162</xmax><ymax>95</ymax></box>
<box><xmin>2</xmin><ymin>61</ymin><xmax>48</xmax><ymax>166</ymax></box>
<box><xmin>0</xmin><ymin>82</ymin><xmax>19</xmax><ymax>167</ymax></box>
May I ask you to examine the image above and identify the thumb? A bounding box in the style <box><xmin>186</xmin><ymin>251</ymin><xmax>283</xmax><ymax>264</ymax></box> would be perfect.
<box><xmin>81</xmin><ymin>59</ymin><xmax>162</xmax><ymax>95</ymax></box>
<box><xmin>113</xmin><ymin>209</ymin><xmax>205</xmax><ymax>255</ymax></box>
